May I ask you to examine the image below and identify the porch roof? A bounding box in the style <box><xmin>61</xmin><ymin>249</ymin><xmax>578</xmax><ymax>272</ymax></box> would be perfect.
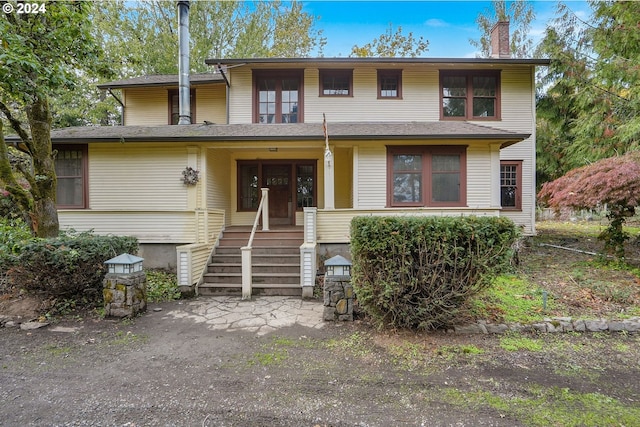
<box><xmin>44</xmin><ymin>122</ymin><xmax>530</xmax><ymax>147</ymax></box>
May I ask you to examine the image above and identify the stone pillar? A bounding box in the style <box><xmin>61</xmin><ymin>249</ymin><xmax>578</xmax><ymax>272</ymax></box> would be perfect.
<box><xmin>103</xmin><ymin>271</ymin><xmax>147</xmax><ymax>317</ymax></box>
<box><xmin>323</xmin><ymin>275</ymin><xmax>354</xmax><ymax>321</ymax></box>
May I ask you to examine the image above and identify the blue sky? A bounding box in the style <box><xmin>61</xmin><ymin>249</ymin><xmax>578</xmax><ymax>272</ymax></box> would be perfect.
<box><xmin>301</xmin><ymin>1</ymin><xmax>591</xmax><ymax>57</ymax></box>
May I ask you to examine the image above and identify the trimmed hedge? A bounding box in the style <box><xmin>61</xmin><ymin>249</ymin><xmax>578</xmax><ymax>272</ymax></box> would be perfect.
<box><xmin>5</xmin><ymin>229</ymin><xmax>138</xmax><ymax>303</ymax></box>
<box><xmin>350</xmin><ymin>216</ymin><xmax>520</xmax><ymax>330</ymax></box>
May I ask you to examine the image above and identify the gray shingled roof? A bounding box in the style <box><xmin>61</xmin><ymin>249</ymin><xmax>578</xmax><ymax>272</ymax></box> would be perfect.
<box><xmin>97</xmin><ymin>73</ymin><xmax>224</xmax><ymax>89</ymax></box>
<box><xmin>44</xmin><ymin>122</ymin><xmax>530</xmax><ymax>146</ymax></box>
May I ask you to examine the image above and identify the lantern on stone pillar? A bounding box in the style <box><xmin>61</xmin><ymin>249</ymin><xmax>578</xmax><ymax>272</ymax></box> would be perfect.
<box><xmin>324</xmin><ymin>255</ymin><xmax>351</xmax><ymax>278</ymax></box>
<box><xmin>104</xmin><ymin>254</ymin><xmax>144</xmax><ymax>274</ymax></box>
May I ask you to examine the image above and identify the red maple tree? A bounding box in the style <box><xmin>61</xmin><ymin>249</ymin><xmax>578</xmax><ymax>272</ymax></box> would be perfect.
<box><xmin>538</xmin><ymin>151</ymin><xmax>640</xmax><ymax>258</ymax></box>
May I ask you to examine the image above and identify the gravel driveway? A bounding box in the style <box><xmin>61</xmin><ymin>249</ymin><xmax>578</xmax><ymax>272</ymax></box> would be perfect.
<box><xmin>2</xmin><ymin>297</ymin><xmax>639</xmax><ymax>427</ymax></box>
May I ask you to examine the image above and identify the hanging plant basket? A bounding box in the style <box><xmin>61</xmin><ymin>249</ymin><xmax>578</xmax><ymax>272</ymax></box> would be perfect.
<box><xmin>182</xmin><ymin>166</ymin><xmax>200</xmax><ymax>185</ymax></box>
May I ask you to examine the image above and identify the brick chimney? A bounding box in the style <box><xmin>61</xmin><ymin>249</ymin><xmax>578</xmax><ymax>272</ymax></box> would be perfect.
<box><xmin>490</xmin><ymin>21</ymin><xmax>510</xmax><ymax>59</ymax></box>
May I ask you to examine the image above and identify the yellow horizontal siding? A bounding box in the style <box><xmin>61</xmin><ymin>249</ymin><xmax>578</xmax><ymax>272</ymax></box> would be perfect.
<box><xmin>334</xmin><ymin>147</ymin><xmax>352</xmax><ymax>208</ymax></box>
<box><xmin>316</xmin><ymin>208</ymin><xmax>501</xmax><ymax>243</ymax></box>
<box><xmin>59</xmin><ymin>210</ymin><xmax>196</xmax><ymax>243</ymax></box>
<box><xmin>305</xmin><ymin>67</ymin><xmax>440</xmax><ymax>123</ymax></box>
<box><xmin>206</xmin><ymin>148</ymin><xmax>231</xmax><ymax>217</ymax></box>
<box><xmin>207</xmin><ymin>209</ymin><xmax>226</xmax><ymax>243</ymax></box>
<box><xmin>466</xmin><ymin>145</ymin><xmax>492</xmax><ymax>208</ymax></box>
<box><xmin>196</xmin><ymin>85</ymin><xmax>227</xmax><ymax>125</ymax></box>
<box><xmin>124</xmin><ymin>88</ymin><xmax>168</xmax><ymax>126</ymax></box>
<box><xmin>356</xmin><ymin>145</ymin><xmax>387</xmax><ymax>209</ymax></box>
<box><xmin>225</xmin><ymin>65</ymin><xmax>534</xmax><ymax>126</ymax></box>
<box><xmin>177</xmin><ymin>242</ymin><xmax>215</xmax><ymax>286</ymax></box>
<box><xmin>88</xmin><ymin>144</ymin><xmax>189</xmax><ymax>210</ymax></box>
<box><xmin>228</xmin><ymin>68</ymin><xmax>252</xmax><ymax>124</ymax></box>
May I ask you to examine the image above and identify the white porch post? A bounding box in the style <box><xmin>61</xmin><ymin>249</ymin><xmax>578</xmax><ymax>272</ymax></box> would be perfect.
<box><xmin>490</xmin><ymin>143</ymin><xmax>502</xmax><ymax>209</ymax></box>
<box><xmin>324</xmin><ymin>146</ymin><xmax>335</xmax><ymax>210</ymax></box>
<box><xmin>300</xmin><ymin>207</ymin><xmax>317</xmax><ymax>298</ymax></box>
<box><xmin>241</xmin><ymin>246</ymin><xmax>252</xmax><ymax>300</ymax></box>
<box><xmin>260</xmin><ymin>187</ymin><xmax>269</xmax><ymax>231</ymax></box>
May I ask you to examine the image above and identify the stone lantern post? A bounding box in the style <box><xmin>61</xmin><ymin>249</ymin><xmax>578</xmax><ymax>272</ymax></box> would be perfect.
<box><xmin>103</xmin><ymin>254</ymin><xmax>147</xmax><ymax>317</ymax></box>
<box><xmin>322</xmin><ymin>255</ymin><xmax>354</xmax><ymax>322</ymax></box>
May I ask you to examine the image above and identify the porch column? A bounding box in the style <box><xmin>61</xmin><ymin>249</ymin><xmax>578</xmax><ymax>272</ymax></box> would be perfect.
<box><xmin>490</xmin><ymin>143</ymin><xmax>502</xmax><ymax>209</ymax></box>
<box><xmin>300</xmin><ymin>207</ymin><xmax>317</xmax><ymax>299</ymax></box>
<box><xmin>324</xmin><ymin>146</ymin><xmax>335</xmax><ymax>210</ymax></box>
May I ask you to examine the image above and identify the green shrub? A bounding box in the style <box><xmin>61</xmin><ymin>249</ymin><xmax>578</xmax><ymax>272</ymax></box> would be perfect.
<box><xmin>6</xmin><ymin>230</ymin><xmax>138</xmax><ymax>304</ymax></box>
<box><xmin>350</xmin><ymin>216</ymin><xmax>520</xmax><ymax>330</ymax></box>
<box><xmin>0</xmin><ymin>218</ymin><xmax>34</xmax><ymax>272</ymax></box>
<box><xmin>146</xmin><ymin>270</ymin><xmax>181</xmax><ymax>302</ymax></box>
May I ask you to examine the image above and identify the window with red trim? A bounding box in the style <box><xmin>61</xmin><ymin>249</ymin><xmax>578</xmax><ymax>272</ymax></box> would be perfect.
<box><xmin>319</xmin><ymin>69</ymin><xmax>353</xmax><ymax>96</ymax></box>
<box><xmin>377</xmin><ymin>70</ymin><xmax>402</xmax><ymax>99</ymax></box>
<box><xmin>254</xmin><ymin>70</ymin><xmax>303</xmax><ymax>123</ymax></box>
<box><xmin>500</xmin><ymin>160</ymin><xmax>522</xmax><ymax>210</ymax></box>
<box><xmin>387</xmin><ymin>146</ymin><xmax>467</xmax><ymax>207</ymax></box>
<box><xmin>54</xmin><ymin>145</ymin><xmax>88</xmax><ymax>209</ymax></box>
<box><xmin>440</xmin><ymin>71</ymin><xmax>500</xmax><ymax>120</ymax></box>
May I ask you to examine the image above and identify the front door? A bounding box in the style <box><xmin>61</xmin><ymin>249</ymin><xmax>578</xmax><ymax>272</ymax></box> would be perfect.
<box><xmin>263</xmin><ymin>164</ymin><xmax>293</xmax><ymax>225</ymax></box>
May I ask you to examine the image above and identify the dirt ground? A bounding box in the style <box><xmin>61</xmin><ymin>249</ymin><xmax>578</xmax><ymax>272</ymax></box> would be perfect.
<box><xmin>2</xmin><ymin>221</ymin><xmax>640</xmax><ymax>426</ymax></box>
<box><xmin>1</xmin><ymin>300</ymin><xmax>640</xmax><ymax>427</ymax></box>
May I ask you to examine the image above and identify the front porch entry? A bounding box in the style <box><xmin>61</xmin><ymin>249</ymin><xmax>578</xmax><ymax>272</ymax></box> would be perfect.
<box><xmin>263</xmin><ymin>164</ymin><xmax>293</xmax><ymax>225</ymax></box>
<box><xmin>240</xmin><ymin>159</ymin><xmax>317</xmax><ymax>227</ymax></box>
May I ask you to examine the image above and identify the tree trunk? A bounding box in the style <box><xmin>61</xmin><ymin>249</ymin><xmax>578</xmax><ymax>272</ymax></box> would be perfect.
<box><xmin>25</xmin><ymin>96</ymin><xmax>59</xmax><ymax>238</ymax></box>
<box><xmin>0</xmin><ymin>120</ymin><xmax>33</xmax><ymax>225</ymax></box>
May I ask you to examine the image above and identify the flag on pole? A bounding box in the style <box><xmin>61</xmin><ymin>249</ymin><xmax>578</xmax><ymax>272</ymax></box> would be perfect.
<box><xmin>323</xmin><ymin>113</ymin><xmax>329</xmax><ymax>151</ymax></box>
<box><xmin>323</xmin><ymin>113</ymin><xmax>332</xmax><ymax>165</ymax></box>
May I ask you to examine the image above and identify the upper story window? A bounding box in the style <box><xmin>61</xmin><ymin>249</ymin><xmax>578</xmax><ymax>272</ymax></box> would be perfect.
<box><xmin>387</xmin><ymin>146</ymin><xmax>467</xmax><ymax>208</ymax></box>
<box><xmin>319</xmin><ymin>69</ymin><xmax>352</xmax><ymax>96</ymax></box>
<box><xmin>377</xmin><ymin>70</ymin><xmax>402</xmax><ymax>99</ymax></box>
<box><xmin>254</xmin><ymin>70</ymin><xmax>303</xmax><ymax>123</ymax></box>
<box><xmin>54</xmin><ymin>145</ymin><xmax>88</xmax><ymax>209</ymax></box>
<box><xmin>500</xmin><ymin>160</ymin><xmax>522</xmax><ymax>211</ymax></box>
<box><xmin>440</xmin><ymin>71</ymin><xmax>500</xmax><ymax>120</ymax></box>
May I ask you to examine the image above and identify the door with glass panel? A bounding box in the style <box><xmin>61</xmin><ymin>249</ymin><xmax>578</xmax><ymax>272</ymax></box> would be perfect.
<box><xmin>263</xmin><ymin>164</ymin><xmax>292</xmax><ymax>225</ymax></box>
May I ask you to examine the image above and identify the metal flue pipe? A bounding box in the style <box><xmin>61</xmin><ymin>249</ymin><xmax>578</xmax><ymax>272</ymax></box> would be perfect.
<box><xmin>177</xmin><ymin>0</ymin><xmax>191</xmax><ymax>125</ymax></box>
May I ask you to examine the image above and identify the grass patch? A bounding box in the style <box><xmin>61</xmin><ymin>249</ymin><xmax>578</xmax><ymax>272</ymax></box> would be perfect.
<box><xmin>249</xmin><ymin>349</ymin><xmax>288</xmax><ymax>366</ymax></box>
<box><xmin>326</xmin><ymin>331</ymin><xmax>371</xmax><ymax>357</ymax></box>
<box><xmin>248</xmin><ymin>335</ymin><xmax>302</xmax><ymax>366</ymax></box>
<box><xmin>44</xmin><ymin>344</ymin><xmax>73</xmax><ymax>357</ymax></box>
<box><xmin>444</xmin><ymin>385</ymin><xmax>640</xmax><ymax>427</ymax></box>
<box><xmin>470</xmin><ymin>275</ymin><xmax>553</xmax><ymax>323</ymax></box>
<box><xmin>437</xmin><ymin>344</ymin><xmax>485</xmax><ymax>359</ymax></box>
<box><xmin>108</xmin><ymin>330</ymin><xmax>148</xmax><ymax>346</ymax></box>
<box><xmin>499</xmin><ymin>334</ymin><xmax>543</xmax><ymax>352</ymax></box>
<box><xmin>387</xmin><ymin>342</ymin><xmax>427</xmax><ymax>370</ymax></box>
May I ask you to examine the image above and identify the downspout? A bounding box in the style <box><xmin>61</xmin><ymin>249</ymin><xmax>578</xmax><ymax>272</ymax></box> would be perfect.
<box><xmin>107</xmin><ymin>88</ymin><xmax>125</xmax><ymax>125</ymax></box>
<box><xmin>177</xmin><ymin>0</ymin><xmax>191</xmax><ymax>125</ymax></box>
<box><xmin>216</xmin><ymin>64</ymin><xmax>231</xmax><ymax>124</ymax></box>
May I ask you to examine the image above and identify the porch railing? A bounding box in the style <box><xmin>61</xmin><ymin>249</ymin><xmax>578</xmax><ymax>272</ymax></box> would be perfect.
<box><xmin>241</xmin><ymin>188</ymin><xmax>269</xmax><ymax>300</ymax></box>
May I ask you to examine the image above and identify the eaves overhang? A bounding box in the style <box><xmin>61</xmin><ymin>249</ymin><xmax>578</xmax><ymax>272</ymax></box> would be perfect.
<box><xmin>21</xmin><ymin>122</ymin><xmax>530</xmax><ymax>148</ymax></box>
<box><xmin>205</xmin><ymin>57</ymin><xmax>551</xmax><ymax>67</ymax></box>
<box><xmin>97</xmin><ymin>73</ymin><xmax>225</xmax><ymax>90</ymax></box>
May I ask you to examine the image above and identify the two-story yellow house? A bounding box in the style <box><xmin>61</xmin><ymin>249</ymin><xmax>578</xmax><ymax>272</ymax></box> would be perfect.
<box><xmin>49</xmin><ymin>29</ymin><xmax>549</xmax><ymax>297</ymax></box>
